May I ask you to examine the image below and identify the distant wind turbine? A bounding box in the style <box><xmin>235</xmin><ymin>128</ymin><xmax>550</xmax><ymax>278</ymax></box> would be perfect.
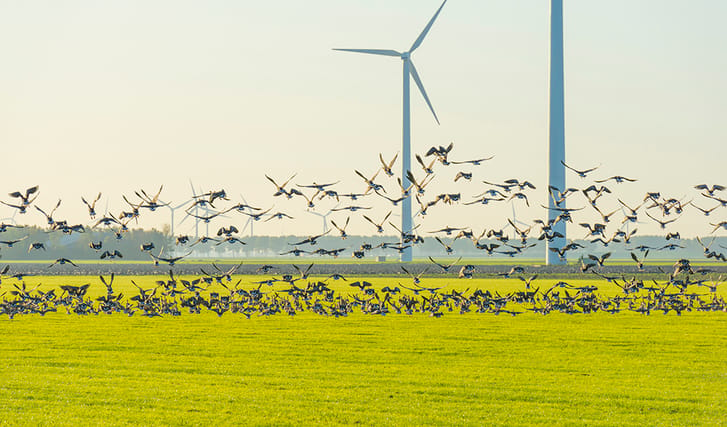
<box><xmin>307</xmin><ymin>205</ymin><xmax>339</xmax><ymax>235</ymax></box>
<box><xmin>334</xmin><ymin>0</ymin><xmax>447</xmax><ymax>262</ymax></box>
<box><xmin>239</xmin><ymin>194</ymin><xmax>257</xmax><ymax>238</ymax></box>
<box><xmin>179</xmin><ymin>180</ymin><xmax>223</xmax><ymax>239</ymax></box>
<box><xmin>164</xmin><ymin>200</ymin><xmax>189</xmax><ymax>238</ymax></box>
<box><xmin>0</xmin><ymin>209</ymin><xmax>18</xmax><ymax>225</ymax></box>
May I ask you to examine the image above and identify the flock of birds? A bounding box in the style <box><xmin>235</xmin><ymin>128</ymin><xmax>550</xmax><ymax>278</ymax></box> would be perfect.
<box><xmin>0</xmin><ymin>143</ymin><xmax>724</xmax><ymax>267</ymax></box>
<box><xmin>0</xmin><ymin>141</ymin><xmax>724</xmax><ymax>319</ymax></box>
<box><xmin>0</xmin><ymin>258</ymin><xmax>725</xmax><ymax>319</ymax></box>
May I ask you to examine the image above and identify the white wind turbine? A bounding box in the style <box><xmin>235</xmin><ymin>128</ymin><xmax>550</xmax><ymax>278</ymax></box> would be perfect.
<box><xmin>238</xmin><ymin>194</ymin><xmax>257</xmax><ymax>238</ymax></box>
<box><xmin>0</xmin><ymin>209</ymin><xmax>17</xmax><ymax>225</ymax></box>
<box><xmin>307</xmin><ymin>205</ymin><xmax>339</xmax><ymax>235</ymax></box>
<box><xmin>334</xmin><ymin>0</ymin><xmax>447</xmax><ymax>262</ymax></box>
<box><xmin>164</xmin><ymin>200</ymin><xmax>189</xmax><ymax>238</ymax></box>
<box><xmin>179</xmin><ymin>180</ymin><xmax>224</xmax><ymax>239</ymax></box>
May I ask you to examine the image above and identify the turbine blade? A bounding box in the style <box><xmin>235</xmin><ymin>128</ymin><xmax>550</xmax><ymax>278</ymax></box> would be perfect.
<box><xmin>409</xmin><ymin>60</ymin><xmax>440</xmax><ymax>125</ymax></box>
<box><xmin>179</xmin><ymin>213</ymin><xmax>191</xmax><ymax>225</ymax></box>
<box><xmin>410</xmin><ymin>0</ymin><xmax>447</xmax><ymax>53</ymax></box>
<box><xmin>188</xmin><ymin>179</ymin><xmax>197</xmax><ymax>197</ymax></box>
<box><xmin>333</xmin><ymin>48</ymin><xmax>401</xmax><ymax>57</ymax></box>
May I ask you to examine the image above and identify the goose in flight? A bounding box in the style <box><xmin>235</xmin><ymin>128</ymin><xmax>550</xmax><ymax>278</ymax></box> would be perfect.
<box><xmin>288</xmin><ymin>231</ymin><xmax>329</xmax><ymax>246</ymax></box>
<box><xmin>451</xmin><ymin>155</ymin><xmax>494</xmax><ymax>166</ymax></box>
<box><xmin>504</xmin><ymin>179</ymin><xmax>536</xmax><ymax>190</ymax></box>
<box><xmin>265</xmin><ymin>174</ymin><xmax>298</xmax><ymax>198</ymax></box>
<box><xmin>297</xmin><ymin>181</ymin><xmax>339</xmax><ymax>192</ymax></box>
<box><xmin>1</xmin><ymin>200</ymin><xmax>29</xmax><ymax>214</ymax></box>
<box><xmin>375</xmin><ymin>190</ymin><xmax>407</xmax><ymax>207</ymax></box>
<box><xmin>362</xmin><ymin>211</ymin><xmax>392</xmax><ymax>233</ymax></box>
<box><xmin>100</xmin><ymin>250</ymin><xmax>123</xmax><ymax>260</ymax></box>
<box><xmin>330</xmin><ymin>217</ymin><xmax>350</xmax><ymax>239</ymax></box>
<box><xmin>216</xmin><ymin>236</ymin><xmax>247</xmax><ymax>246</ymax></box>
<box><xmin>593</xmin><ymin>206</ymin><xmax>618</xmax><ymax>223</ymax></box>
<box><xmin>415</xmin><ymin>154</ymin><xmax>437</xmax><ymax>175</ymax></box>
<box><xmin>434</xmin><ymin>236</ymin><xmax>454</xmax><ymax>254</ymax></box>
<box><xmin>425</xmin><ymin>142</ymin><xmax>454</xmax><ymax>165</ymax></box>
<box><xmin>243</xmin><ymin>207</ymin><xmax>273</xmax><ymax>222</ymax></box>
<box><xmin>454</xmin><ymin>171</ymin><xmax>472</xmax><ymax>182</ymax></box>
<box><xmin>428</xmin><ymin>256</ymin><xmax>461</xmax><ymax>273</ymax></box>
<box><xmin>561</xmin><ymin>161</ymin><xmax>599</xmax><ymax>178</ymax></box>
<box><xmin>694</xmin><ymin>184</ymin><xmax>725</xmax><ymax>196</ymax></box>
<box><xmin>379</xmin><ymin>153</ymin><xmax>398</xmax><ymax>177</ymax></box>
<box><xmin>587</xmin><ymin>252</ymin><xmax>611</xmax><ymax>267</ymax></box>
<box><xmin>630</xmin><ymin>250</ymin><xmax>649</xmax><ymax>270</ymax></box>
<box><xmin>482</xmin><ymin>180</ymin><xmax>517</xmax><ymax>193</ymax></box>
<box><xmin>135</xmin><ymin>186</ymin><xmax>168</xmax><ymax>211</ymax></box>
<box><xmin>406</xmin><ymin>170</ymin><xmax>434</xmax><ymax>195</ymax></box>
<box><xmin>464</xmin><ymin>195</ymin><xmax>505</xmax><ymax>206</ymax></box>
<box><xmin>710</xmin><ymin>221</ymin><xmax>727</xmax><ymax>233</ymax></box>
<box><xmin>547</xmin><ymin>185</ymin><xmax>579</xmax><ymax>207</ymax></box>
<box><xmin>8</xmin><ymin>185</ymin><xmax>39</xmax><ymax>206</ymax></box>
<box><xmin>401</xmin><ymin>266</ymin><xmax>428</xmax><ymax>285</ymax></box>
<box><xmin>508</xmin><ymin>192</ymin><xmax>529</xmax><ymax>207</ymax></box>
<box><xmin>193</xmin><ymin>189</ymin><xmax>229</xmax><ymax>206</ymax></box>
<box><xmin>354</xmin><ymin>169</ymin><xmax>384</xmax><ymax>194</ymax></box>
<box><xmin>191</xmin><ymin>236</ymin><xmax>220</xmax><ymax>247</ymax></box>
<box><xmin>691</xmin><ymin>204</ymin><xmax>719</xmax><ymax>217</ymax></box>
<box><xmin>518</xmin><ymin>274</ymin><xmax>538</xmax><ymax>289</ymax></box>
<box><xmin>280</xmin><ymin>247</ymin><xmax>309</xmax><ymax>257</ymax></box>
<box><xmin>331</xmin><ymin>205</ymin><xmax>371</xmax><ymax>213</ymax></box>
<box><xmin>429</xmin><ymin>225</ymin><xmax>464</xmax><ymax>236</ymax></box>
<box><xmin>296</xmin><ymin>190</ymin><xmax>322</xmax><ymax>208</ymax></box>
<box><xmin>186</xmin><ymin>208</ymin><xmax>229</xmax><ymax>224</ymax></box>
<box><xmin>216</xmin><ymin>225</ymin><xmax>239</xmax><ymax>237</ymax></box>
<box><xmin>349</xmin><ymin>281</ymin><xmax>372</xmax><ymax>291</ymax></box>
<box><xmin>475</xmin><ymin>242</ymin><xmax>499</xmax><ymax>255</ymax></box>
<box><xmin>49</xmin><ymin>258</ymin><xmax>78</xmax><ymax>268</ymax></box>
<box><xmin>35</xmin><ymin>199</ymin><xmax>62</xmax><ymax>226</ymax></box>
<box><xmin>595</xmin><ymin>176</ymin><xmax>637</xmax><ymax>184</ymax></box>
<box><xmin>0</xmin><ymin>236</ymin><xmax>28</xmax><ymax>248</ymax></box>
<box><xmin>28</xmin><ymin>242</ymin><xmax>46</xmax><ymax>252</ymax></box>
<box><xmin>0</xmin><ymin>223</ymin><xmax>21</xmax><ymax>233</ymax></box>
<box><xmin>150</xmin><ymin>250</ymin><xmax>192</xmax><ymax>266</ymax></box>
<box><xmin>645</xmin><ymin>211</ymin><xmax>680</xmax><ymax>229</ymax></box>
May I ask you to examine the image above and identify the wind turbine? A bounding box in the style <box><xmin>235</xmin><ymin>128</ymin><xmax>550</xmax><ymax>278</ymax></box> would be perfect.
<box><xmin>164</xmin><ymin>200</ymin><xmax>189</xmax><ymax>238</ymax></box>
<box><xmin>334</xmin><ymin>0</ymin><xmax>447</xmax><ymax>263</ymax></box>
<box><xmin>179</xmin><ymin>180</ymin><xmax>224</xmax><ymax>239</ymax></box>
<box><xmin>238</xmin><ymin>194</ymin><xmax>257</xmax><ymax>238</ymax></box>
<box><xmin>0</xmin><ymin>209</ymin><xmax>18</xmax><ymax>225</ymax></box>
<box><xmin>546</xmin><ymin>0</ymin><xmax>567</xmax><ymax>265</ymax></box>
<box><xmin>307</xmin><ymin>205</ymin><xmax>339</xmax><ymax>235</ymax></box>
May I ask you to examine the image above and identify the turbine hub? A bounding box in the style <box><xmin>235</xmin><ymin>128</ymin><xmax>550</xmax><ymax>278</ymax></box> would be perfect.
<box><xmin>400</xmin><ymin>52</ymin><xmax>410</xmax><ymax>60</ymax></box>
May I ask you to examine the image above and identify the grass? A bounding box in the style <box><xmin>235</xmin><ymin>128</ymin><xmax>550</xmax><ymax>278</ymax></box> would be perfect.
<box><xmin>1</xmin><ymin>276</ymin><xmax>726</xmax><ymax>425</ymax></box>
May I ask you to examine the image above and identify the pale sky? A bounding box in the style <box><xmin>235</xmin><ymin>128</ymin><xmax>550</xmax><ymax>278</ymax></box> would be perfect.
<box><xmin>0</xmin><ymin>0</ymin><xmax>725</xmax><ymax>238</ymax></box>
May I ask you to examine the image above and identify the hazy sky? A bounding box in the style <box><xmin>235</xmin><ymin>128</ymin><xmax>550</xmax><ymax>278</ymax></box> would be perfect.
<box><xmin>0</xmin><ymin>0</ymin><xmax>724</xmax><ymax>238</ymax></box>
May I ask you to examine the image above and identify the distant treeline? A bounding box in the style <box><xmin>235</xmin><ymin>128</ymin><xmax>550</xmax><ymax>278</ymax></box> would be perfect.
<box><xmin>0</xmin><ymin>226</ymin><xmax>724</xmax><ymax>261</ymax></box>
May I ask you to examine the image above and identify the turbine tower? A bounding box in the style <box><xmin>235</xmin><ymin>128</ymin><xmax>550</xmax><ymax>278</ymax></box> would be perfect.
<box><xmin>334</xmin><ymin>0</ymin><xmax>446</xmax><ymax>263</ymax></box>
<box><xmin>547</xmin><ymin>0</ymin><xmax>567</xmax><ymax>265</ymax></box>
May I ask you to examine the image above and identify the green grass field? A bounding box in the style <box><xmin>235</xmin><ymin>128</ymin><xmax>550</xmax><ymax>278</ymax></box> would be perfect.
<box><xmin>1</xmin><ymin>275</ymin><xmax>726</xmax><ymax>425</ymax></box>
